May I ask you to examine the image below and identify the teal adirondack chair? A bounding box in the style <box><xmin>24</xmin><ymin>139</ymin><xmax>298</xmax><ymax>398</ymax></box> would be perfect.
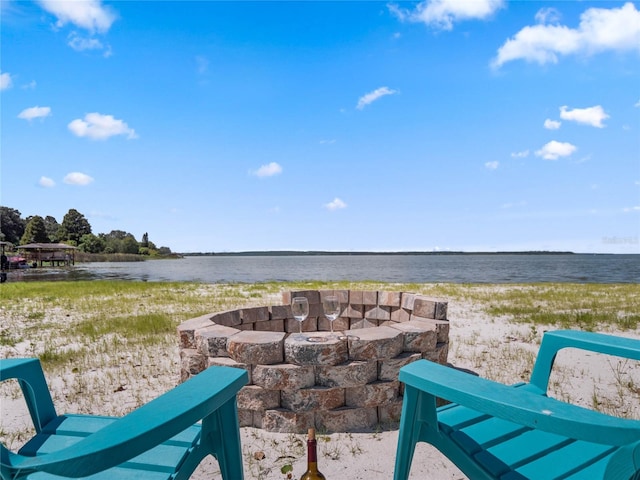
<box><xmin>1</xmin><ymin>358</ymin><xmax>248</xmax><ymax>479</ymax></box>
<box><xmin>394</xmin><ymin>330</ymin><xmax>640</xmax><ymax>480</ymax></box>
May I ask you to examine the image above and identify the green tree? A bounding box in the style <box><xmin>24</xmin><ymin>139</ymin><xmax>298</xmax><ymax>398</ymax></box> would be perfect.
<box><xmin>101</xmin><ymin>231</ymin><xmax>119</xmax><ymax>252</ymax></box>
<box><xmin>79</xmin><ymin>233</ymin><xmax>105</xmax><ymax>253</ymax></box>
<box><xmin>141</xmin><ymin>232</ymin><xmax>149</xmax><ymax>248</ymax></box>
<box><xmin>122</xmin><ymin>236</ymin><xmax>139</xmax><ymax>254</ymax></box>
<box><xmin>98</xmin><ymin>233</ymin><xmax>117</xmax><ymax>253</ymax></box>
<box><xmin>21</xmin><ymin>216</ymin><xmax>49</xmax><ymax>244</ymax></box>
<box><xmin>101</xmin><ymin>230</ymin><xmax>140</xmax><ymax>254</ymax></box>
<box><xmin>0</xmin><ymin>206</ymin><xmax>26</xmax><ymax>244</ymax></box>
<box><xmin>105</xmin><ymin>230</ymin><xmax>129</xmax><ymax>240</ymax></box>
<box><xmin>44</xmin><ymin>216</ymin><xmax>60</xmax><ymax>242</ymax></box>
<box><xmin>58</xmin><ymin>209</ymin><xmax>92</xmax><ymax>244</ymax></box>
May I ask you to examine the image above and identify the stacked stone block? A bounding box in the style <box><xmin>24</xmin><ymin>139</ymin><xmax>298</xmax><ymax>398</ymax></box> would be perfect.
<box><xmin>178</xmin><ymin>290</ymin><xmax>449</xmax><ymax>433</ymax></box>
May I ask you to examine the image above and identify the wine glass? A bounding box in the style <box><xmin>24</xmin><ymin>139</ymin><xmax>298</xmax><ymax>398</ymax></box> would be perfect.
<box><xmin>291</xmin><ymin>296</ymin><xmax>309</xmax><ymax>340</ymax></box>
<box><xmin>322</xmin><ymin>295</ymin><xmax>341</xmax><ymax>338</ymax></box>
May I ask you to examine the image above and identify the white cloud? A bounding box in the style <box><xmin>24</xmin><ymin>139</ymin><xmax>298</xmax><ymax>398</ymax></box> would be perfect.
<box><xmin>580</xmin><ymin>2</ymin><xmax>640</xmax><ymax>51</ymax></box>
<box><xmin>492</xmin><ymin>2</ymin><xmax>640</xmax><ymax>68</ymax></box>
<box><xmin>511</xmin><ymin>150</ymin><xmax>530</xmax><ymax>158</ymax></box>
<box><xmin>544</xmin><ymin>119</ymin><xmax>561</xmax><ymax>130</ymax></box>
<box><xmin>356</xmin><ymin>87</ymin><xmax>398</xmax><ymax>110</ymax></box>
<box><xmin>39</xmin><ymin>176</ymin><xmax>55</xmax><ymax>188</ymax></box>
<box><xmin>68</xmin><ymin>113</ymin><xmax>137</xmax><ymax>140</ymax></box>
<box><xmin>63</xmin><ymin>172</ymin><xmax>94</xmax><ymax>186</ymax></box>
<box><xmin>493</xmin><ymin>25</ymin><xmax>581</xmax><ymax>67</ymax></box>
<box><xmin>560</xmin><ymin>105</ymin><xmax>609</xmax><ymax>128</ymax></box>
<box><xmin>324</xmin><ymin>197</ymin><xmax>347</xmax><ymax>211</ymax></box>
<box><xmin>251</xmin><ymin>162</ymin><xmax>282</xmax><ymax>178</ymax></box>
<box><xmin>535</xmin><ymin>140</ymin><xmax>577</xmax><ymax>160</ymax></box>
<box><xmin>18</xmin><ymin>106</ymin><xmax>52</xmax><ymax>121</ymax></box>
<box><xmin>635</xmin><ymin>99</ymin><xmax>640</xmax><ymax>108</ymax></box>
<box><xmin>623</xmin><ymin>206</ymin><xmax>640</xmax><ymax>212</ymax></box>
<box><xmin>0</xmin><ymin>72</ymin><xmax>12</xmax><ymax>90</ymax></box>
<box><xmin>535</xmin><ymin>7</ymin><xmax>561</xmax><ymax>25</ymax></box>
<box><xmin>68</xmin><ymin>32</ymin><xmax>104</xmax><ymax>52</ymax></box>
<box><xmin>485</xmin><ymin>161</ymin><xmax>499</xmax><ymax>170</ymax></box>
<box><xmin>66</xmin><ymin>31</ymin><xmax>112</xmax><ymax>57</ymax></box>
<box><xmin>37</xmin><ymin>0</ymin><xmax>116</xmax><ymax>33</ymax></box>
<box><xmin>389</xmin><ymin>0</ymin><xmax>504</xmax><ymax>30</ymax></box>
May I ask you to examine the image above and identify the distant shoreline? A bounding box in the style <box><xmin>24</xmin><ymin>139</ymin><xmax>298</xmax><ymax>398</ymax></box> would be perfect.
<box><xmin>182</xmin><ymin>250</ymin><xmax>578</xmax><ymax>257</ymax></box>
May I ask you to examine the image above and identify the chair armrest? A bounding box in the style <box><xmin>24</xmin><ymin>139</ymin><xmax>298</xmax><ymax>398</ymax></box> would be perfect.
<box><xmin>2</xmin><ymin>366</ymin><xmax>248</xmax><ymax>478</ymax></box>
<box><xmin>530</xmin><ymin>330</ymin><xmax>640</xmax><ymax>392</ymax></box>
<box><xmin>399</xmin><ymin>360</ymin><xmax>640</xmax><ymax>447</ymax></box>
<box><xmin>0</xmin><ymin>358</ymin><xmax>57</xmax><ymax>432</ymax></box>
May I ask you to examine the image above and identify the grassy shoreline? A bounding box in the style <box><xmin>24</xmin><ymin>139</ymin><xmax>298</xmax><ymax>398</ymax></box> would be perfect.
<box><xmin>2</xmin><ymin>280</ymin><xmax>638</xmax><ymax>370</ymax></box>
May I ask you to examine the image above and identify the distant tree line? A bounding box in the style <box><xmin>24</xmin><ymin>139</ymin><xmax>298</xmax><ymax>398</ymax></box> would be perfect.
<box><xmin>0</xmin><ymin>206</ymin><xmax>172</xmax><ymax>256</ymax></box>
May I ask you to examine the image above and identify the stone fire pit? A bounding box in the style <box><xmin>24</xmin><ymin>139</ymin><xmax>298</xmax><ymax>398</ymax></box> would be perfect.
<box><xmin>178</xmin><ymin>290</ymin><xmax>449</xmax><ymax>433</ymax></box>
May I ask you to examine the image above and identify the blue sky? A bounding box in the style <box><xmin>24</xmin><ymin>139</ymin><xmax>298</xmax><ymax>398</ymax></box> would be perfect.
<box><xmin>1</xmin><ymin>0</ymin><xmax>639</xmax><ymax>253</ymax></box>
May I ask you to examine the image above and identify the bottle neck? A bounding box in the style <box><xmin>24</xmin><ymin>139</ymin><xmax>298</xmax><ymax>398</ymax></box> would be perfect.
<box><xmin>307</xmin><ymin>438</ymin><xmax>319</xmax><ymax>469</ymax></box>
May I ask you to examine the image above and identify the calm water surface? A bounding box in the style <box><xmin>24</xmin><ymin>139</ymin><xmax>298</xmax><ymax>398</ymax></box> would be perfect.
<box><xmin>9</xmin><ymin>254</ymin><xmax>639</xmax><ymax>283</ymax></box>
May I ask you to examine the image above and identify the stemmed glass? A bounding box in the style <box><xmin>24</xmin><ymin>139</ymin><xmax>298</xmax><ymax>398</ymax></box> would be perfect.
<box><xmin>291</xmin><ymin>296</ymin><xmax>309</xmax><ymax>340</ymax></box>
<box><xmin>322</xmin><ymin>295</ymin><xmax>341</xmax><ymax>338</ymax></box>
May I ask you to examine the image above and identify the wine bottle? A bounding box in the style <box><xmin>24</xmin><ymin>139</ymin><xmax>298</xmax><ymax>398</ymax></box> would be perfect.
<box><xmin>300</xmin><ymin>428</ymin><xmax>326</xmax><ymax>480</ymax></box>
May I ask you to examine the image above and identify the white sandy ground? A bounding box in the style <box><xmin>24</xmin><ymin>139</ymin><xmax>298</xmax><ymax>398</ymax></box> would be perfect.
<box><xmin>1</xmin><ymin>298</ymin><xmax>639</xmax><ymax>479</ymax></box>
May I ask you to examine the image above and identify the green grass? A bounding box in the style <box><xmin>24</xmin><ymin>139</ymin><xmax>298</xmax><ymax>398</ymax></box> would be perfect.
<box><xmin>462</xmin><ymin>283</ymin><xmax>640</xmax><ymax>330</ymax></box>
<box><xmin>0</xmin><ymin>330</ymin><xmax>21</xmax><ymax>347</ymax></box>
<box><xmin>75</xmin><ymin>313</ymin><xmax>175</xmax><ymax>338</ymax></box>
<box><xmin>39</xmin><ymin>345</ymin><xmax>91</xmax><ymax>368</ymax></box>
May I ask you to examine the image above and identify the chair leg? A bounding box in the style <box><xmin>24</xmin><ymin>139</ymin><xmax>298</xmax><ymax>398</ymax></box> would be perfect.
<box><xmin>202</xmin><ymin>398</ymin><xmax>244</xmax><ymax>480</ymax></box>
<box><xmin>394</xmin><ymin>387</ymin><xmax>421</xmax><ymax>480</ymax></box>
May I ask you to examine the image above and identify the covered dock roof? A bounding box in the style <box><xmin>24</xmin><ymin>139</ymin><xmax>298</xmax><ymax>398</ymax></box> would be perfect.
<box><xmin>18</xmin><ymin>243</ymin><xmax>78</xmax><ymax>267</ymax></box>
<box><xmin>18</xmin><ymin>243</ymin><xmax>78</xmax><ymax>250</ymax></box>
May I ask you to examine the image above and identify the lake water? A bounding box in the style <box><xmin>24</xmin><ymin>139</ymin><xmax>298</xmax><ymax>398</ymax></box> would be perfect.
<box><xmin>8</xmin><ymin>254</ymin><xmax>639</xmax><ymax>284</ymax></box>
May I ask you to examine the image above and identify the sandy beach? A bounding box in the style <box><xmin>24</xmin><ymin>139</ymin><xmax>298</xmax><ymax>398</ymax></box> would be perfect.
<box><xmin>1</xmin><ymin>287</ymin><xmax>639</xmax><ymax>479</ymax></box>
